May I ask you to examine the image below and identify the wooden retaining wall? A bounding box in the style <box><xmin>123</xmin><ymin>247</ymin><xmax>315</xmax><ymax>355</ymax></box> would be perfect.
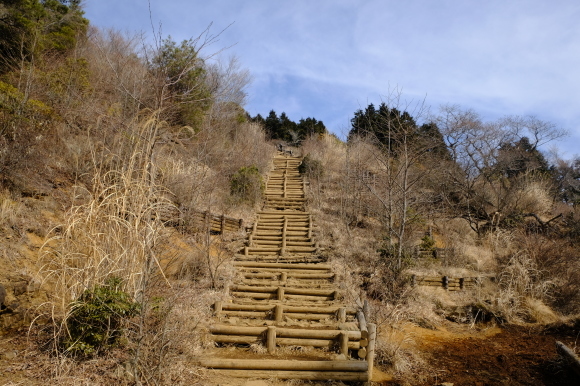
<box><xmin>411</xmin><ymin>275</ymin><xmax>486</xmax><ymax>291</ymax></box>
<box><xmin>155</xmin><ymin>205</ymin><xmax>243</xmax><ymax>234</ymax></box>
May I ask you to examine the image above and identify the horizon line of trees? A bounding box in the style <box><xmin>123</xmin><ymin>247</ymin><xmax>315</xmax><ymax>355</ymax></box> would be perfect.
<box><xmin>250</xmin><ymin>110</ymin><xmax>327</xmax><ymax>143</ymax></box>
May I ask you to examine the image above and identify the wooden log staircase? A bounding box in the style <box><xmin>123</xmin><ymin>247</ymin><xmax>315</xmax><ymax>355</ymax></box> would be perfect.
<box><xmin>198</xmin><ymin>153</ymin><xmax>376</xmax><ymax>383</ymax></box>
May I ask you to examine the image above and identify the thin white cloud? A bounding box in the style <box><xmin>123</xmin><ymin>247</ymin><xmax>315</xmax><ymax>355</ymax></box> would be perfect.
<box><xmin>84</xmin><ymin>0</ymin><xmax>580</xmax><ymax>156</ymax></box>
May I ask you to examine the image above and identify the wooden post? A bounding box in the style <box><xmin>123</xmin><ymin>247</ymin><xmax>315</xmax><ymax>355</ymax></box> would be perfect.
<box><xmin>283</xmin><ymin>171</ymin><xmax>287</xmax><ymax>199</ymax></box>
<box><xmin>204</xmin><ymin>211</ymin><xmax>210</xmax><ymax>232</ymax></box>
<box><xmin>308</xmin><ymin>214</ymin><xmax>313</xmax><ymax>240</ymax></box>
<box><xmin>366</xmin><ymin>323</ymin><xmax>377</xmax><ymax>381</ymax></box>
<box><xmin>443</xmin><ymin>276</ymin><xmax>449</xmax><ymax>290</ymax></box>
<box><xmin>357</xmin><ymin>310</ymin><xmax>368</xmax><ymax>339</ymax></box>
<box><xmin>411</xmin><ymin>274</ymin><xmax>416</xmax><ymax>287</ymax></box>
<box><xmin>363</xmin><ymin>299</ymin><xmax>370</xmax><ymax>319</ymax></box>
<box><xmin>459</xmin><ymin>277</ymin><xmax>465</xmax><ymax>290</ymax></box>
<box><xmin>358</xmin><ymin>347</ymin><xmax>367</xmax><ymax>359</ymax></box>
<box><xmin>280</xmin><ymin>272</ymin><xmax>288</xmax><ymax>284</ymax></box>
<box><xmin>275</xmin><ymin>304</ymin><xmax>284</xmax><ymax>323</ymax></box>
<box><xmin>244</xmin><ymin>246</ymin><xmax>249</xmax><ymax>256</ymax></box>
<box><xmin>281</xmin><ymin>217</ymin><xmax>288</xmax><ymax>255</ymax></box>
<box><xmin>338</xmin><ymin>307</ymin><xmax>347</xmax><ymax>323</ymax></box>
<box><xmin>221</xmin><ymin>214</ymin><xmax>226</xmax><ymax>234</ymax></box>
<box><xmin>214</xmin><ymin>301</ymin><xmax>223</xmax><ymax>318</ymax></box>
<box><xmin>339</xmin><ymin>332</ymin><xmax>349</xmax><ymax>357</ymax></box>
<box><xmin>277</xmin><ymin>287</ymin><xmax>285</xmax><ymax>301</ymax></box>
<box><xmin>267</xmin><ymin>326</ymin><xmax>277</xmax><ymax>353</ymax></box>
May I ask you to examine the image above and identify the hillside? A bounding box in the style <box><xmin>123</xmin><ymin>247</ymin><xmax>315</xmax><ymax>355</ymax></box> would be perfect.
<box><xmin>1</xmin><ymin>2</ymin><xmax>580</xmax><ymax>385</ymax></box>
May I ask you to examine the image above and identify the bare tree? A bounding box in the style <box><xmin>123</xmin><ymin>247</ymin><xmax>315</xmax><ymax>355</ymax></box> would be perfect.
<box><xmin>434</xmin><ymin>105</ymin><xmax>566</xmax><ymax>233</ymax></box>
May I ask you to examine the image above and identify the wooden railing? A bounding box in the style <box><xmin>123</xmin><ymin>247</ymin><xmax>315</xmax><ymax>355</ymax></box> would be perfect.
<box><xmin>411</xmin><ymin>275</ymin><xmax>487</xmax><ymax>291</ymax></box>
<box><xmin>155</xmin><ymin>205</ymin><xmax>243</xmax><ymax>234</ymax></box>
<box><xmin>187</xmin><ymin>210</ymin><xmax>243</xmax><ymax>234</ymax></box>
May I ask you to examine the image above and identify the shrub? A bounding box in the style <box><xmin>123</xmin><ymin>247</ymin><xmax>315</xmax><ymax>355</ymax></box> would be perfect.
<box><xmin>230</xmin><ymin>165</ymin><xmax>264</xmax><ymax>204</ymax></box>
<box><xmin>419</xmin><ymin>234</ymin><xmax>435</xmax><ymax>251</ymax></box>
<box><xmin>63</xmin><ymin>277</ymin><xmax>140</xmax><ymax>356</ymax></box>
<box><xmin>298</xmin><ymin>154</ymin><xmax>323</xmax><ymax>178</ymax></box>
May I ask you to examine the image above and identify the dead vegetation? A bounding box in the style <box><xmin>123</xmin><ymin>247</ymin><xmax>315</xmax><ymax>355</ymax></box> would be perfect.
<box><xmin>1</xmin><ymin>3</ymin><xmax>579</xmax><ymax>385</ymax></box>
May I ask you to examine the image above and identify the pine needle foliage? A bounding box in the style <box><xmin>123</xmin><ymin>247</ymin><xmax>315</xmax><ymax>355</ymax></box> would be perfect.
<box><xmin>63</xmin><ymin>277</ymin><xmax>140</xmax><ymax>356</ymax></box>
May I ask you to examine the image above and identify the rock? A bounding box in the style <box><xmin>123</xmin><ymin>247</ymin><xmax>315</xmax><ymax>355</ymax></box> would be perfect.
<box><xmin>13</xmin><ymin>281</ymin><xmax>27</xmax><ymax>296</ymax></box>
<box><xmin>6</xmin><ymin>302</ymin><xmax>20</xmax><ymax>313</ymax></box>
<box><xmin>0</xmin><ymin>284</ymin><xmax>6</xmax><ymax>306</ymax></box>
<box><xmin>333</xmin><ymin>353</ymin><xmax>347</xmax><ymax>361</ymax></box>
<box><xmin>1</xmin><ymin>350</ymin><xmax>17</xmax><ymax>360</ymax></box>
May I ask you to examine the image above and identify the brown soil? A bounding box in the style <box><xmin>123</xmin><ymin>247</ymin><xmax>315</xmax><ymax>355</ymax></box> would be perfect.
<box><xmin>396</xmin><ymin>321</ymin><xmax>580</xmax><ymax>386</ymax></box>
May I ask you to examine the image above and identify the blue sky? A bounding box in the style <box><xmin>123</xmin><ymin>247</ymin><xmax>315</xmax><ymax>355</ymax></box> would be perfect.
<box><xmin>84</xmin><ymin>0</ymin><xmax>580</xmax><ymax>158</ymax></box>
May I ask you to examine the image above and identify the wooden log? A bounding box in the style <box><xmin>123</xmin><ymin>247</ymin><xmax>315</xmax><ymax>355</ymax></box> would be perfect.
<box><xmin>275</xmin><ymin>304</ymin><xmax>284</xmax><ymax>322</ymax></box>
<box><xmin>284</xmin><ymin>287</ymin><xmax>336</xmax><ymax>296</ymax></box>
<box><xmin>242</xmin><ymin>272</ymin><xmax>280</xmax><ymax>279</ymax></box>
<box><xmin>284</xmin><ymin>312</ymin><xmax>334</xmax><ymax>320</ymax></box>
<box><xmin>283</xmin><ymin>305</ymin><xmax>356</xmax><ymax>315</ymax></box>
<box><xmin>267</xmin><ymin>326</ymin><xmax>276</xmax><ymax>353</ymax></box>
<box><xmin>366</xmin><ymin>323</ymin><xmax>377</xmax><ymax>381</ymax></box>
<box><xmin>363</xmin><ymin>300</ymin><xmax>370</xmax><ymax>319</ymax></box>
<box><xmin>233</xmin><ymin>262</ymin><xmax>331</xmax><ymax>270</ymax></box>
<box><xmin>286</xmin><ymin>246</ymin><xmax>317</xmax><ymax>252</ymax></box>
<box><xmin>214</xmin><ymin>301</ymin><xmax>222</xmax><ymax>318</ymax></box>
<box><xmin>199</xmin><ymin>358</ymin><xmax>368</xmax><ymax>372</ymax></box>
<box><xmin>277</xmin><ymin>287</ymin><xmax>285</xmax><ymax>301</ymax></box>
<box><xmin>219</xmin><ymin>310</ymin><xmax>269</xmax><ymax>318</ymax></box>
<box><xmin>238</xmin><ymin>268</ymin><xmax>331</xmax><ymax>275</ymax></box>
<box><xmin>276</xmin><ymin>328</ymin><xmax>361</xmax><ymax>340</ymax></box>
<box><xmin>230</xmin><ymin>285</ymin><xmax>277</xmax><ymax>293</ymax></box>
<box><xmin>210</xmin><ymin>325</ymin><xmax>266</xmax><ymax>336</ymax></box>
<box><xmin>357</xmin><ymin>347</ymin><xmax>367</xmax><ymax>359</ymax></box>
<box><xmin>338</xmin><ymin>307</ymin><xmax>347</xmax><ymax>323</ymax></box>
<box><xmin>556</xmin><ymin>341</ymin><xmax>580</xmax><ymax>376</ymax></box>
<box><xmin>340</xmin><ymin>332</ymin><xmax>349</xmax><ymax>356</ymax></box>
<box><xmin>207</xmin><ymin>370</ymin><xmax>369</xmax><ymax>381</ymax></box>
<box><xmin>212</xmin><ymin>335</ymin><xmax>261</xmax><ymax>345</ymax></box>
<box><xmin>276</xmin><ymin>338</ymin><xmax>360</xmax><ymax>350</ymax></box>
<box><xmin>285</xmin><ymin>294</ymin><xmax>332</xmax><ymax>302</ymax></box>
<box><xmin>357</xmin><ymin>310</ymin><xmax>369</xmax><ymax>340</ymax></box>
<box><xmin>230</xmin><ymin>292</ymin><xmax>276</xmax><ymax>299</ymax></box>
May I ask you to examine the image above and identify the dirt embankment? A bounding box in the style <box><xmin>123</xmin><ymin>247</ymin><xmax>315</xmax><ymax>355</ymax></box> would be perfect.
<box><xmin>401</xmin><ymin>321</ymin><xmax>580</xmax><ymax>386</ymax></box>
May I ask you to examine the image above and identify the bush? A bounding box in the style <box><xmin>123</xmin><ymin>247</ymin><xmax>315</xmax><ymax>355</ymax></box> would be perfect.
<box><xmin>298</xmin><ymin>154</ymin><xmax>323</xmax><ymax>178</ymax></box>
<box><xmin>230</xmin><ymin>165</ymin><xmax>264</xmax><ymax>204</ymax></box>
<box><xmin>63</xmin><ymin>277</ymin><xmax>140</xmax><ymax>356</ymax></box>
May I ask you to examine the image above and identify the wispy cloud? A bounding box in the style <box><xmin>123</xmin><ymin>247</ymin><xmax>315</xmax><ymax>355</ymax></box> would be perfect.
<box><xmin>85</xmin><ymin>0</ymin><xmax>580</xmax><ymax>157</ymax></box>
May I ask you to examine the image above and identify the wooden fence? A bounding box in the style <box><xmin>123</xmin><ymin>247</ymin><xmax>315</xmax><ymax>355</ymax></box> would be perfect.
<box><xmin>188</xmin><ymin>210</ymin><xmax>243</xmax><ymax>234</ymax></box>
<box><xmin>415</xmin><ymin>247</ymin><xmax>448</xmax><ymax>259</ymax></box>
<box><xmin>155</xmin><ymin>205</ymin><xmax>243</xmax><ymax>234</ymax></box>
<box><xmin>411</xmin><ymin>275</ymin><xmax>485</xmax><ymax>291</ymax></box>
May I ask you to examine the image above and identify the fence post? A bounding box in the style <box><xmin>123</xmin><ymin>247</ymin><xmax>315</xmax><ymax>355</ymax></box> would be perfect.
<box><xmin>338</xmin><ymin>307</ymin><xmax>347</xmax><ymax>323</ymax></box>
<box><xmin>443</xmin><ymin>276</ymin><xmax>449</xmax><ymax>290</ymax></box>
<box><xmin>267</xmin><ymin>326</ymin><xmax>277</xmax><ymax>353</ymax></box>
<box><xmin>366</xmin><ymin>323</ymin><xmax>377</xmax><ymax>382</ymax></box>
<box><xmin>275</xmin><ymin>304</ymin><xmax>284</xmax><ymax>323</ymax></box>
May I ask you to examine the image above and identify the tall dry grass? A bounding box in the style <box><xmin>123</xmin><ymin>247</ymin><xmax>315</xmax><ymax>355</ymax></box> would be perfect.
<box><xmin>35</xmin><ymin>113</ymin><xmax>179</xmax><ymax>378</ymax></box>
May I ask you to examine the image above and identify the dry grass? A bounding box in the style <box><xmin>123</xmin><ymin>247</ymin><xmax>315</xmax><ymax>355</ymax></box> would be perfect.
<box><xmin>0</xmin><ymin>190</ymin><xmax>23</xmax><ymax>227</ymax></box>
